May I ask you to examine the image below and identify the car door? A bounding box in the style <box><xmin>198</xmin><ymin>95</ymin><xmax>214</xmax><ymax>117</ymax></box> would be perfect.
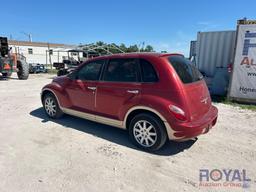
<box><xmin>96</xmin><ymin>58</ymin><xmax>141</xmax><ymax>120</ymax></box>
<box><xmin>65</xmin><ymin>60</ymin><xmax>104</xmax><ymax>113</ymax></box>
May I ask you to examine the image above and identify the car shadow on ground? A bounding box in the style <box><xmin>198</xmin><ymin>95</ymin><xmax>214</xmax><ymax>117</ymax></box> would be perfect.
<box><xmin>30</xmin><ymin>107</ymin><xmax>197</xmax><ymax>156</ymax></box>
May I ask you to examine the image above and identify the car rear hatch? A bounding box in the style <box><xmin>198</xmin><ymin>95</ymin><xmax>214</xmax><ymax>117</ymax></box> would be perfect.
<box><xmin>168</xmin><ymin>55</ymin><xmax>211</xmax><ymax>121</ymax></box>
<box><xmin>183</xmin><ymin>81</ymin><xmax>211</xmax><ymax>121</ymax></box>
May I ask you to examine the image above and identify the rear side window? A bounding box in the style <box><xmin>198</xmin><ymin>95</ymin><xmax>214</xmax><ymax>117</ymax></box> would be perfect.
<box><xmin>139</xmin><ymin>59</ymin><xmax>158</xmax><ymax>82</ymax></box>
<box><xmin>168</xmin><ymin>56</ymin><xmax>203</xmax><ymax>84</ymax></box>
<box><xmin>103</xmin><ymin>59</ymin><xmax>139</xmax><ymax>82</ymax></box>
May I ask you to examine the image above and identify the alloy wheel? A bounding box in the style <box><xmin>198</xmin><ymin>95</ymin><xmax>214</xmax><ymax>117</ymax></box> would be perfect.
<box><xmin>44</xmin><ymin>97</ymin><xmax>57</xmax><ymax>117</ymax></box>
<box><xmin>133</xmin><ymin>120</ymin><xmax>157</xmax><ymax>147</ymax></box>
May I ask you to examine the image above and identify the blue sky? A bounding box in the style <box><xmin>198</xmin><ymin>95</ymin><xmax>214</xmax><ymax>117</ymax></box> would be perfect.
<box><xmin>1</xmin><ymin>0</ymin><xmax>256</xmax><ymax>56</ymax></box>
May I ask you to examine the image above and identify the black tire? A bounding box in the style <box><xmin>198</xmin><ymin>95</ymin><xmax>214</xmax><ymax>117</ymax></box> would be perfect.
<box><xmin>2</xmin><ymin>71</ymin><xmax>12</xmax><ymax>77</ymax></box>
<box><xmin>43</xmin><ymin>93</ymin><xmax>64</xmax><ymax>119</ymax></box>
<box><xmin>17</xmin><ymin>60</ymin><xmax>29</xmax><ymax>80</ymax></box>
<box><xmin>57</xmin><ymin>69</ymin><xmax>67</xmax><ymax>76</ymax></box>
<box><xmin>128</xmin><ymin>113</ymin><xmax>167</xmax><ymax>151</ymax></box>
<box><xmin>57</xmin><ymin>70</ymin><xmax>62</xmax><ymax>76</ymax></box>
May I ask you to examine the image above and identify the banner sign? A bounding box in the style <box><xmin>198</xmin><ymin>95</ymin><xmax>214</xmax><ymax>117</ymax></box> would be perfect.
<box><xmin>229</xmin><ymin>24</ymin><xmax>256</xmax><ymax>100</ymax></box>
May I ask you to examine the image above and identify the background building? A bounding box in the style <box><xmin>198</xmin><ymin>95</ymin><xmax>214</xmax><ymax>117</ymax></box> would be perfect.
<box><xmin>8</xmin><ymin>40</ymin><xmax>80</xmax><ymax>65</ymax></box>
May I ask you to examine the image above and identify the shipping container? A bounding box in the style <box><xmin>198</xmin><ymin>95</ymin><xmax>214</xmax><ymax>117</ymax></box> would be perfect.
<box><xmin>191</xmin><ymin>30</ymin><xmax>236</xmax><ymax>95</ymax></box>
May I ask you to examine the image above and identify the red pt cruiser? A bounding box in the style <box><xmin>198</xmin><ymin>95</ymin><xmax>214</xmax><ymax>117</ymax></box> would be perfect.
<box><xmin>41</xmin><ymin>53</ymin><xmax>218</xmax><ymax>151</ymax></box>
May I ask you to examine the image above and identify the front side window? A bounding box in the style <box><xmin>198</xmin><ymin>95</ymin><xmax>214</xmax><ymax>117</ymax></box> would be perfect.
<box><xmin>103</xmin><ymin>59</ymin><xmax>139</xmax><ymax>82</ymax></box>
<box><xmin>168</xmin><ymin>56</ymin><xmax>203</xmax><ymax>84</ymax></box>
<box><xmin>77</xmin><ymin>60</ymin><xmax>104</xmax><ymax>81</ymax></box>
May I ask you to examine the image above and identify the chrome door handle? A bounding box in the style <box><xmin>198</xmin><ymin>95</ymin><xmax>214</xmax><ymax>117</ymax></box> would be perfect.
<box><xmin>87</xmin><ymin>86</ymin><xmax>96</xmax><ymax>91</ymax></box>
<box><xmin>127</xmin><ymin>90</ymin><xmax>139</xmax><ymax>94</ymax></box>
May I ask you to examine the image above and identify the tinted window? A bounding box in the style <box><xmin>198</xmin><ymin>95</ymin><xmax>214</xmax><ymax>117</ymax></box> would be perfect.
<box><xmin>77</xmin><ymin>60</ymin><xmax>104</xmax><ymax>81</ymax></box>
<box><xmin>103</xmin><ymin>59</ymin><xmax>139</xmax><ymax>82</ymax></box>
<box><xmin>140</xmin><ymin>59</ymin><xmax>158</xmax><ymax>82</ymax></box>
<box><xmin>168</xmin><ymin>56</ymin><xmax>203</xmax><ymax>84</ymax></box>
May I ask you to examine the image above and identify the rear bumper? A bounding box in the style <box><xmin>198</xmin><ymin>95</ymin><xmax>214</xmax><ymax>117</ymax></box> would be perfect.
<box><xmin>166</xmin><ymin>105</ymin><xmax>218</xmax><ymax>140</ymax></box>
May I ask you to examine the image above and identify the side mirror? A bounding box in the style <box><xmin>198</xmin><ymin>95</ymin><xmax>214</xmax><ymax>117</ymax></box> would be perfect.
<box><xmin>67</xmin><ymin>72</ymin><xmax>77</xmax><ymax>80</ymax></box>
<box><xmin>67</xmin><ymin>70</ymin><xmax>78</xmax><ymax>80</ymax></box>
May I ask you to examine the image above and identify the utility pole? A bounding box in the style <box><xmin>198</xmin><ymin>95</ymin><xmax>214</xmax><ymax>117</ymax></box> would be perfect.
<box><xmin>47</xmin><ymin>43</ymin><xmax>52</xmax><ymax>69</ymax></box>
<box><xmin>21</xmin><ymin>31</ymin><xmax>32</xmax><ymax>42</ymax></box>
<box><xmin>138</xmin><ymin>41</ymin><xmax>145</xmax><ymax>52</ymax></box>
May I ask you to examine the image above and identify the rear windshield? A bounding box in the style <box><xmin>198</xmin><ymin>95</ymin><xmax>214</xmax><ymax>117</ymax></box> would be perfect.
<box><xmin>168</xmin><ymin>56</ymin><xmax>203</xmax><ymax>84</ymax></box>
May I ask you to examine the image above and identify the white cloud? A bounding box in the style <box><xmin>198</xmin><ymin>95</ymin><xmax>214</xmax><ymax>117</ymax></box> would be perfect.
<box><xmin>197</xmin><ymin>21</ymin><xmax>210</xmax><ymax>26</ymax></box>
<box><xmin>197</xmin><ymin>21</ymin><xmax>220</xmax><ymax>31</ymax></box>
<box><xmin>153</xmin><ymin>31</ymin><xmax>194</xmax><ymax>57</ymax></box>
<box><xmin>154</xmin><ymin>41</ymin><xmax>190</xmax><ymax>57</ymax></box>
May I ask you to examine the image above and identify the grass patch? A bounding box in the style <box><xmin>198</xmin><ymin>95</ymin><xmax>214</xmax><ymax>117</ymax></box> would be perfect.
<box><xmin>212</xmin><ymin>96</ymin><xmax>256</xmax><ymax>111</ymax></box>
<box><xmin>46</xmin><ymin>69</ymin><xmax>58</xmax><ymax>74</ymax></box>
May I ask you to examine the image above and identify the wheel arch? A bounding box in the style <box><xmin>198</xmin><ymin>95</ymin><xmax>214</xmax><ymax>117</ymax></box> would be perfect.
<box><xmin>124</xmin><ymin>106</ymin><xmax>177</xmax><ymax>140</ymax></box>
<box><xmin>124</xmin><ymin>106</ymin><xmax>167</xmax><ymax>129</ymax></box>
<box><xmin>41</xmin><ymin>88</ymin><xmax>61</xmax><ymax>107</ymax></box>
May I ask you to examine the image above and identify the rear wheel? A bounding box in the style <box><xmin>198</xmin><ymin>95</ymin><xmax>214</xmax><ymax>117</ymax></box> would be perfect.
<box><xmin>43</xmin><ymin>93</ymin><xmax>63</xmax><ymax>118</ymax></box>
<box><xmin>128</xmin><ymin>113</ymin><xmax>167</xmax><ymax>151</ymax></box>
<box><xmin>17</xmin><ymin>60</ymin><xmax>29</xmax><ymax>80</ymax></box>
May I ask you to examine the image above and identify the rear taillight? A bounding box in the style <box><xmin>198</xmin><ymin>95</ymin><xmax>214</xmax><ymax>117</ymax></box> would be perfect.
<box><xmin>169</xmin><ymin>105</ymin><xmax>187</xmax><ymax>121</ymax></box>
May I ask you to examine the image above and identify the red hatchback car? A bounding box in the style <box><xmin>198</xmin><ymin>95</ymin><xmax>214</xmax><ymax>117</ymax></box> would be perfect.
<box><xmin>41</xmin><ymin>53</ymin><xmax>218</xmax><ymax>151</ymax></box>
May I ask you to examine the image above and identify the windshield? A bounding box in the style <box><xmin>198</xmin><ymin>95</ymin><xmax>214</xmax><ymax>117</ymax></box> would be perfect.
<box><xmin>168</xmin><ymin>55</ymin><xmax>203</xmax><ymax>84</ymax></box>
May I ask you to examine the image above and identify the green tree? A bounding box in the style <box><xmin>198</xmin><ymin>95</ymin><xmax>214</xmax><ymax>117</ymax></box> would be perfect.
<box><xmin>119</xmin><ymin>43</ymin><xmax>127</xmax><ymax>52</ymax></box>
<box><xmin>143</xmin><ymin>45</ymin><xmax>154</xmax><ymax>52</ymax></box>
<box><xmin>80</xmin><ymin>41</ymin><xmax>155</xmax><ymax>55</ymax></box>
<box><xmin>127</xmin><ymin>45</ymin><xmax>139</xmax><ymax>52</ymax></box>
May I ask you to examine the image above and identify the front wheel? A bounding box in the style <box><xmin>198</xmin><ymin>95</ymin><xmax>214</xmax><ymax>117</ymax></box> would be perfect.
<box><xmin>43</xmin><ymin>93</ymin><xmax>63</xmax><ymax>118</ymax></box>
<box><xmin>128</xmin><ymin>113</ymin><xmax>167</xmax><ymax>151</ymax></box>
<box><xmin>17</xmin><ymin>60</ymin><xmax>29</xmax><ymax>80</ymax></box>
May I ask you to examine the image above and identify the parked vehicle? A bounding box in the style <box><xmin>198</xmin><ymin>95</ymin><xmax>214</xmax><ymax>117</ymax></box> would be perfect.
<box><xmin>41</xmin><ymin>53</ymin><xmax>218</xmax><ymax>151</ymax></box>
<box><xmin>0</xmin><ymin>37</ymin><xmax>29</xmax><ymax>79</ymax></box>
<box><xmin>53</xmin><ymin>50</ymin><xmax>93</xmax><ymax>76</ymax></box>
<box><xmin>29</xmin><ymin>63</ymin><xmax>47</xmax><ymax>73</ymax></box>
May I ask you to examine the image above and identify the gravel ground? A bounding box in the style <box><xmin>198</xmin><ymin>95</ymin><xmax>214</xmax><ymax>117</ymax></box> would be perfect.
<box><xmin>0</xmin><ymin>74</ymin><xmax>255</xmax><ymax>192</ymax></box>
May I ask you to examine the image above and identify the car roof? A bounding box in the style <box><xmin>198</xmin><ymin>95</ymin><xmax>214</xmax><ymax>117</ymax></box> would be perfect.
<box><xmin>87</xmin><ymin>52</ymin><xmax>183</xmax><ymax>61</ymax></box>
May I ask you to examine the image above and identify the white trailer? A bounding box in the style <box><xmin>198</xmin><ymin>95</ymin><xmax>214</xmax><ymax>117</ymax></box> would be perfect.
<box><xmin>228</xmin><ymin>19</ymin><xmax>256</xmax><ymax>103</ymax></box>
